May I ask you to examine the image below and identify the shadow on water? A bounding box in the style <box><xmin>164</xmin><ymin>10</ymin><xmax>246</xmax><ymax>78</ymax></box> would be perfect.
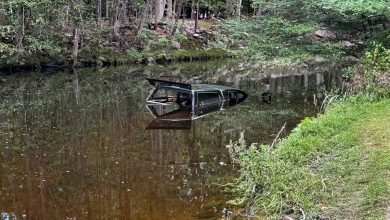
<box><xmin>0</xmin><ymin>60</ymin><xmax>343</xmax><ymax>219</ymax></box>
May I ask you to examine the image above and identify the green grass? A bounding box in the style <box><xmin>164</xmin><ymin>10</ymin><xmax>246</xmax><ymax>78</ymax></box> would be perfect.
<box><xmin>228</xmin><ymin>96</ymin><xmax>390</xmax><ymax>219</ymax></box>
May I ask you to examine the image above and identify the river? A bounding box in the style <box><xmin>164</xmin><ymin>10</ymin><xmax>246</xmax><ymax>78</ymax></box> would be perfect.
<box><xmin>0</xmin><ymin>60</ymin><xmax>342</xmax><ymax>219</ymax></box>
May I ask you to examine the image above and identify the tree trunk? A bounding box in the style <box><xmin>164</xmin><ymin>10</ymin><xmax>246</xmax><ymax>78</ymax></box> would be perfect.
<box><xmin>15</xmin><ymin>5</ymin><xmax>25</xmax><ymax>49</ymax></box>
<box><xmin>236</xmin><ymin>0</ymin><xmax>242</xmax><ymax>18</ymax></box>
<box><xmin>105</xmin><ymin>0</ymin><xmax>109</xmax><ymax>17</ymax></box>
<box><xmin>173</xmin><ymin>0</ymin><xmax>177</xmax><ymax>17</ymax></box>
<box><xmin>136</xmin><ymin>0</ymin><xmax>150</xmax><ymax>35</ymax></box>
<box><xmin>256</xmin><ymin>7</ymin><xmax>261</xmax><ymax>17</ymax></box>
<box><xmin>71</xmin><ymin>0</ymin><xmax>84</xmax><ymax>64</ymax></box>
<box><xmin>117</xmin><ymin>0</ymin><xmax>127</xmax><ymax>25</ymax></box>
<box><xmin>194</xmin><ymin>0</ymin><xmax>199</xmax><ymax>32</ymax></box>
<box><xmin>72</xmin><ymin>27</ymin><xmax>80</xmax><ymax>64</ymax></box>
<box><xmin>0</xmin><ymin>10</ymin><xmax>6</xmax><ymax>26</ymax></box>
<box><xmin>97</xmin><ymin>0</ymin><xmax>102</xmax><ymax>26</ymax></box>
<box><xmin>155</xmin><ymin>0</ymin><xmax>165</xmax><ymax>22</ymax></box>
<box><xmin>110</xmin><ymin>0</ymin><xmax>120</xmax><ymax>26</ymax></box>
<box><xmin>171</xmin><ymin>0</ymin><xmax>183</xmax><ymax>35</ymax></box>
<box><xmin>167</xmin><ymin>0</ymin><xmax>173</xmax><ymax>22</ymax></box>
<box><xmin>225</xmin><ymin>0</ymin><xmax>232</xmax><ymax>17</ymax></box>
<box><xmin>191</xmin><ymin>0</ymin><xmax>195</xmax><ymax>20</ymax></box>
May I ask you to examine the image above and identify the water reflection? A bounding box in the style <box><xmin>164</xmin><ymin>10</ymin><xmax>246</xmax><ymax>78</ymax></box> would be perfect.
<box><xmin>0</xmin><ymin>60</ymin><xmax>343</xmax><ymax>219</ymax></box>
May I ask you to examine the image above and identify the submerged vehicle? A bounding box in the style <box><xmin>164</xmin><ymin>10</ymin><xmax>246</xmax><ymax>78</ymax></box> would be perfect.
<box><xmin>146</xmin><ymin>78</ymin><xmax>248</xmax><ymax>129</ymax></box>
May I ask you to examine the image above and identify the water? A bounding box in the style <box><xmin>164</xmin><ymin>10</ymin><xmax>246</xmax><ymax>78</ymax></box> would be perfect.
<box><xmin>0</xmin><ymin>60</ymin><xmax>342</xmax><ymax>219</ymax></box>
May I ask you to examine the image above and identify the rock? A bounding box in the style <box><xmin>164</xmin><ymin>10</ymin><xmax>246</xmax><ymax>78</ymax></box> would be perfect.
<box><xmin>143</xmin><ymin>45</ymin><xmax>151</xmax><ymax>52</ymax></box>
<box><xmin>171</xmin><ymin>41</ymin><xmax>181</xmax><ymax>50</ymax></box>
<box><xmin>147</xmin><ymin>57</ymin><xmax>156</xmax><ymax>64</ymax></box>
<box><xmin>314</xmin><ymin>28</ymin><xmax>336</xmax><ymax>39</ymax></box>
<box><xmin>98</xmin><ymin>56</ymin><xmax>107</xmax><ymax>62</ymax></box>
<box><xmin>298</xmin><ymin>62</ymin><xmax>309</xmax><ymax>69</ymax></box>
<box><xmin>283</xmin><ymin>215</ymin><xmax>294</xmax><ymax>220</ymax></box>
<box><xmin>342</xmin><ymin>56</ymin><xmax>360</xmax><ymax>63</ymax></box>
<box><xmin>238</xmin><ymin>44</ymin><xmax>246</xmax><ymax>50</ymax></box>
<box><xmin>242</xmin><ymin>32</ymin><xmax>250</xmax><ymax>37</ymax></box>
<box><xmin>340</xmin><ymin>40</ymin><xmax>357</xmax><ymax>48</ymax></box>
<box><xmin>314</xmin><ymin>55</ymin><xmax>326</xmax><ymax>63</ymax></box>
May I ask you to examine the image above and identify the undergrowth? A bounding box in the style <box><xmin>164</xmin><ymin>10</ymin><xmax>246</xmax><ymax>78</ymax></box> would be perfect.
<box><xmin>219</xmin><ymin>18</ymin><xmax>345</xmax><ymax>65</ymax></box>
<box><xmin>228</xmin><ymin>96</ymin><xmax>390</xmax><ymax>219</ymax></box>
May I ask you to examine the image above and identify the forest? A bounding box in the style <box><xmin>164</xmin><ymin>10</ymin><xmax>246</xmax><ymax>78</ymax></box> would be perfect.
<box><xmin>1</xmin><ymin>0</ymin><xmax>390</xmax><ymax>219</ymax></box>
<box><xmin>0</xmin><ymin>0</ymin><xmax>389</xmax><ymax>70</ymax></box>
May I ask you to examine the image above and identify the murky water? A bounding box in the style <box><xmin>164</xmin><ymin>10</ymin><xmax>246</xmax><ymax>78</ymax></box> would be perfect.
<box><xmin>0</xmin><ymin>60</ymin><xmax>342</xmax><ymax>219</ymax></box>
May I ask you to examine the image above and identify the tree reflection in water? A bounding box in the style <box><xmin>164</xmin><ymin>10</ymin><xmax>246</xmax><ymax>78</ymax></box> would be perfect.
<box><xmin>0</xmin><ymin>60</ymin><xmax>342</xmax><ymax>219</ymax></box>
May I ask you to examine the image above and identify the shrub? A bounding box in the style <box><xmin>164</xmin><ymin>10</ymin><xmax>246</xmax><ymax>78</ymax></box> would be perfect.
<box><xmin>173</xmin><ymin>33</ymin><xmax>188</xmax><ymax>43</ymax></box>
<box><xmin>127</xmin><ymin>48</ymin><xmax>142</xmax><ymax>60</ymax></box>
<box><xmin>149</xmin><ymin>36</ymin><xmax>169</xmax><ymax>49</ymax></box>
<box><xmin>364</xmin><ymin>42</ymin><xmax>390</xmax><ymax>72</ymax></box>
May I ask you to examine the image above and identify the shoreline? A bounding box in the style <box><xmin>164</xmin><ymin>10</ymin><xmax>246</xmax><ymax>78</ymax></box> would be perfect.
<box><xmin>228</xmin><ymin>95</ymin><xmax>390</xmax><ymax>219</ymax></box>
<box><xmin>0</xmin><ymin>47</ymin><xmax>236</xmax><ymax>75</ymax></box>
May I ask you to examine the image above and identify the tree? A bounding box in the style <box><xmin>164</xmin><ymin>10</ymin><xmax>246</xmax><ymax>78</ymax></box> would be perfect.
<box><xmin>154</xmin><ymin>0</ymin><xmax>165</xmax><ymax>22</ymax></box>
<box><xmin>225</xmin><ymin>0</ymin><xmax>232</xmax><ymax>17</ymax></box>
<box><xmin>167</xmin><ymin>0</ymin><xmax>173</xmax><ymax>21</ymax></box>
<box><xmin>194</xmin><ymin>0</ymin><xmax>199</xmax><ymax>31</ymax></box>
<box><xmin>236</xmin><ymin>0</ymin><xmax>242</xmax><ymax>18</ymax></box>
<box><xmin>317</xmin><ymin>0</ymin><xmax>390</xmax><ymax>35</ymax></box>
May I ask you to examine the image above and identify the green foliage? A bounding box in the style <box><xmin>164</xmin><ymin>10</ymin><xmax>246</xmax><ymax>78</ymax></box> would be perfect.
<box><xmin>137</xmin><ymin>28</ymin><xmax>155</xmax><ymax>43</ymax></box>
<box><xmin>342</xmin><ymin>66</ymin><xmax>357</xmax><ymax>79</ymax></box>
<box><xmin>149</xmin><ymin>37</ymin><xmax>169</xmax><ymax>49</ymax></box>
<box><xmin>263</xmin><ymin>17</ymin><xmax>317</xmax><ymax>39</ymax></box>
<box><xmin>173</xmin><ymin>33</ymin><xmax>188</xmax><ymax>43</ymax></box>
<box><xmin>296</xmin><ymin>117</ymin><xmax>312</xmax><ymax>131</ymax></box>
<box><xmin>342</xmin><ymin>42</ymin><xmax>389</xmax><ymax>98</ymax></box>
<box><xmin>220</xmin><ymin>18</ymin><xmax>343</xmax><ymax>65</ymax></box>
<box><xmin>364</xmin><ymin>42</ymin><xmax>390</xmax><ymax>71</ymax></box>
<box><xmin>228</xmin><ymin>97</ymin><xmax>390</xmax><ymax>218</ymax></box>
<box><xmin>126</xmin><ymin>48</ymin><xmax>142</xmax><ymax>60</ymax></box>
<box><xmin>24</xmin><ymin>35</ymin><xmax>62</xmax><ymax>53</ymax></box>
<box><xmin>0</xmin><ymin>43</ymin><xmax>19</xmax><ymax>64</ymax></box>
<box><xmin>199</xmin><ymin>0</ymin><xmax>226</xmax><ymax>14</ymax></box>
<box><xmin>0</xmin><ymin>0</ymin><xmax>388</xmax><ymax>69</ymax></box>
<box><xmin>359</xmin><ymin>42</ymin><xmax>390</xmax><ymax>97</ymax></box>
<box><xmin>0</xmin><ymin>0</ymin><xmax>69</xmax><ymax>66</ymax></box>
<box><xmin>227</xmin><ymin>133</ymin><xmax>325</xmax><ymax>217</ymax></box>
<box><xmin>318</xmin><ymin>0</ymin><xmax>389</xmax><ymax>19</ymax></box>
<box><xmin>315</xmin><ymin>0</ymin><xmax>390</xmax><ymax>42</ymax></box>
<box><xmin>131</xmin><ymin>0</ymin><xmax>146</xmax><ymax>11</ymax></box>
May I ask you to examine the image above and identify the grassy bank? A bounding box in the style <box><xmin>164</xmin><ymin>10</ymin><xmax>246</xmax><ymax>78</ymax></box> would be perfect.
<box><xmin>228</xmin><ymin>96</ymin><xmax>390</xmax><ymax>219</ymax></box>
<box><xmin>219</xmin><ymin>18</ymin><xmax>346</xmax><ymax>65</ymax></box>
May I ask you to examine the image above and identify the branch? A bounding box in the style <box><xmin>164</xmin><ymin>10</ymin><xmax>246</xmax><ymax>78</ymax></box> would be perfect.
<box><xmin>270</xmin><ymin>122</ymin><xmax>286</xmax><ymax>150</ymax></box>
